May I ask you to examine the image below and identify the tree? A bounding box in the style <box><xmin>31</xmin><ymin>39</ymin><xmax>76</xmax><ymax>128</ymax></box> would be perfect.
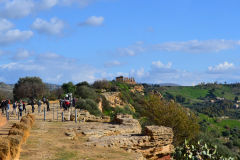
<box><xmin>93</xmin><ymin>80</ymin><xmax>111</xmax><ymax>90</ymax></box>
<box><xmin>76</xmin><ymin>81</ymin><xmax>89</xmax><ymax>87</ymax></box>
<box><xmin>61</xmin><ymin>82</ymin><xmax>76</xmax><ymax>94</ymax></box>
<box><xmin>141</xmin><ymin>95</ymin><xmax>199</xmax><ymax>145</ymax></box>
<box><xmin>13</xmin><ymin>77</ymin><xmax>46</xmax><ymax>100</ymax></box>
<box><xmin>75</xmin><ymin>85</ymin><xmax>99</xmax><ymax>101</ymax></box>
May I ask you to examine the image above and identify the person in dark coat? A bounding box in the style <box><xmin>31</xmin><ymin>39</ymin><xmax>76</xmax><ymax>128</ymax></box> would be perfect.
<box><xmin>18</xmin><ymin>101</ymin><xmax>23</xmax><ymax>116</ymax></box>
<box><xmin>31</xmin><ymin>100</ymin><xmax>35</xmax><ymax>113</ymax></box>
<box><xmin>23</xmin><ymin>101</ymin><xmax>26</xmax><ymax>113</ymax></box>
<box><xmin>1</xmin><ymin>100</ymin><xmax>5</xmax><ymax>113</ymax></box>
<box><xmin>46</xmin><ymin>99</ymin><xmax>50</xmax><ymax>111</ymax></box>
<box><xmin>72</xmin><ymin>98</ymin><xmax>76</xmax><ymax>108</ymax></box>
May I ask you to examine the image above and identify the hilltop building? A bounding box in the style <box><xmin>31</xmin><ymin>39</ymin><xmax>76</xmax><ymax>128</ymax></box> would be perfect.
<box><xmin>116</xmin><ymin>76</ymin><xmax>136</xmax><ymax>85</ymax></box>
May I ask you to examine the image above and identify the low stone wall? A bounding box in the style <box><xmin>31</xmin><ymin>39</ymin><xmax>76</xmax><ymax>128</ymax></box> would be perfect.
<box><xmin>0</xmin><ymin>114</ymin><xmax>35</xmax><ymax>160</ymax></box>
<box><xmin>75</xmin><ymin>110</ymin><xmax>111</xmax><ymax>123</ymax></box>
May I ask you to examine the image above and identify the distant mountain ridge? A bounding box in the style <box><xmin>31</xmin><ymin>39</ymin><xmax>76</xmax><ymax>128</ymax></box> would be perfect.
<box><xmin>0</xmin><ymin>82</ymin><xmax>61</xmax><ymax>93</ymax></box>
<box><xmin>0</xmin><ymin>82</ymin><xmax>13</xmax><ymax>92</ymax></box>
<box><xmin>159</xmin><ymin>83</ymin><xmax>181</xmax><ymax>86</ymax></box>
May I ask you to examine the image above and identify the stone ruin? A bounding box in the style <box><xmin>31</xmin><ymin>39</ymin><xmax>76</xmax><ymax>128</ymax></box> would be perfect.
<box><xmin>116</xmin><ymin>76</ymin><xmax>136</xmax><ymax>85</ymax></box>
<box><xmin>73</xmin><ymin>113</ymin><xmax>174</xmax><ymax>160</ymax></box>
<box><xmin>69</xmin><ymin>110</ymin><xmax>111</xmax><ymax>123</ymax></box>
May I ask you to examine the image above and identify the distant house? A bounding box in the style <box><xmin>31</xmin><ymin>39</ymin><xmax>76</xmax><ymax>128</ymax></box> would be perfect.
<box><xmin>116</xmin><ymin>76</ymin><xmax>136</xmax><ymax>85</ymax></box>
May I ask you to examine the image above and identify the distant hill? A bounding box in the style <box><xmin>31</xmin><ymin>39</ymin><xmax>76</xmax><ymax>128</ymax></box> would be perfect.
<box><xmin>45</xmin><ymin>83</ymin><xmax>61</xmax><ymax>91</ymax></box>
<box><xmin>159</xmin><ymin>83</ymin><xmax>181</xmax><ymax>86</ymax></box>
<box><xmin>0</xmin><ymin>82</ymin><xmax>13</xmax><ymax>92</ymax></box>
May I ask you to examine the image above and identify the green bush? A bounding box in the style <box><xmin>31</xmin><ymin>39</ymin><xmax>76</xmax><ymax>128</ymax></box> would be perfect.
<box><xmin>76</xmin><ymin>98</ymin><xmax>102</xmax><ymax>116</ymax></box>
<box><xmin>75</xmin><ymin>85</ymin><xmax>99</xmax><ymax>101</ymax></box>
<box><xmin>141</xmin><ymin>95</ymin><xmax>199</xmax><ymax>145</ymax></box>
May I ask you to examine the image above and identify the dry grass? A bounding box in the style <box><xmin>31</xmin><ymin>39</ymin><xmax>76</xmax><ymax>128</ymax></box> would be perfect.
<box><xmin>0</xmin><ymin>137</ymin><xmax>10</xmax><ymax>160</ymax></box>
<box><xmin>8</xmin><ymin>135</ymin><xmax>22</xmax><ymax>160</ymax></box>
<box><xmin>0</xmin><ymin>114</ymin><xmax>35</xmax><ymax>160</ymax></box>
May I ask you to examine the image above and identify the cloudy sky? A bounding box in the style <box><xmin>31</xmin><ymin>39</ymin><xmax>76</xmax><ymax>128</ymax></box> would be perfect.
<box><xmin>0</xmin><ymin>0</ymin><xmax>240</xmax><ymax>85</ymax></box>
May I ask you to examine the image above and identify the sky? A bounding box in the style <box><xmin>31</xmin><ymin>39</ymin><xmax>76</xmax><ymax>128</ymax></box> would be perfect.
<box><xmin>1</xmin><ymin>0</ymin><xmax>240</xmax><ymax>85</ymax></box>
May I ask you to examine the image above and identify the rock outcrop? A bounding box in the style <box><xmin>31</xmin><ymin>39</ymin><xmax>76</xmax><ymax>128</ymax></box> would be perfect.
<box><xmin>102</xmin><ymin>92</ymin><xmax>125</xmax><ymax>107</ymax></box>
<box><xmin>76</xmin><ymin>114</ymin><xmax>174</xmax><ymax>160</ymax></box>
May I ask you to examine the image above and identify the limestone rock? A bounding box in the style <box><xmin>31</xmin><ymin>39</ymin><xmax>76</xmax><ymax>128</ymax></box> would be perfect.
<box><xmin>77</xmin><ymin>115</ymin><xmax>174</xmax><ymax>160</ymax></box>
<box><xmin>65</xmin><ymin>129</ymin><xmax>76</xmax><ymax>140</ymax></box>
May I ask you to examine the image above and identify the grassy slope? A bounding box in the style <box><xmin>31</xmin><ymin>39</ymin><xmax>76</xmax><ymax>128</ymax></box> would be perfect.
<box><xmin>199</xmin><ymin>113</ymin><xmax>240</xmax><ymax>132</ymax></box>
<box><xmin>158</xmin><ymin>85</ymin><xmax>239</xmax><ymax>102</ymax></box>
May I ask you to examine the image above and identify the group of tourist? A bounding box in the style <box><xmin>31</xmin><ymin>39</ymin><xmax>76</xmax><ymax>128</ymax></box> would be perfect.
<box><xmin>59</xmin><ymin>97</ymin><xmax>75</xmax><ymax>111</ymax></box>
<box><xmin>0</xmin><ymin>98</ymin><xmax>51</xmax><ymax>117</ymax></box>
<box><xmin>1</xmin><ymin>99</ymin><xmax>26</xmax><ymax>116</ymax></box>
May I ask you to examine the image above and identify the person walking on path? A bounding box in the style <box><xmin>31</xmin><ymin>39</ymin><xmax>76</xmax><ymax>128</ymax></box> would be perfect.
<box><xmin>18</xmin><ymin>101</ymin><xmax>23</xmax><ymax>117</ymax></box>
<box><xmin>1</xmin><ymin>100</ymin><xmax>5</xmax><ymax>113</ymax></box>
<box><xmin>12</xmin><ymin>101</ymin><xmax>17</xmax><ymax>115</ymax></box>
<box><xmin>23</xmin><ymin>101</ymin><xmax>26</xmax><ymax>113</ymax></box>
<box><xmin>6</xmin><ymin>99</ymin><xmax>10</xmax><ymax>115</ymax></box>
<box><xmin>72</xmin><ymin>97</ymin><xmax>76</xmax><ymax>108</ymax></box>
<box><xmin>46</xmin><ymin>99</ymin><xmax>50</xmax><ymax>111</ymax></box>
<box><xmin>38</xmin><ymin>100</ymin><xmax>42</xmax><ymax>113</ymax></box>
<box><xmin>31</xmin><ymin>100</ymin><xmax>35</xmax><ymax>113</ymax></box>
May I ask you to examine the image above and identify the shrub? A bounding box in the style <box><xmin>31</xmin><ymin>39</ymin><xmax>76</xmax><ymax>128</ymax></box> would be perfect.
<box><xmin>75</xmin><ymin>86</ymin><xmax>99</xmax><ymax>101</ymax></box>
<box><xmin>93</xmin><ymin>80</ymin><xmax>112</xmax><ymax>90</ymax></box>
<box><xmin>141</xmin><ymin>95</ymin><xmax>199</xmax><ymax>145</ymax></box>
<box><xmin>76</xmin><ymin>98</ymin><xmax>102</xmax><ymax>116</ymax></box>
<box><xmin>222</xmin><ymin>130</ymin><xmax>230</xmax><ymax>137</ymax></box>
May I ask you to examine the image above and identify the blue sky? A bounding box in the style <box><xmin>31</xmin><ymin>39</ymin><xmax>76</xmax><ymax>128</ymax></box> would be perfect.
<box><xmin>1</xmin><ymin>0</ymin><xmax>240</xmax><ymax>85</ymax></box>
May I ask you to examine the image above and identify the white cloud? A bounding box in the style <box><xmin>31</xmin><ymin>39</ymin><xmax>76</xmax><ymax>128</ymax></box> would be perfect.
<box><xmin>39</xmin><ymin>0</ymin><xmax>58</xmax><ymax>9</ymax></box>
<box><xmin>116</xmin><ymin>40</ymin><xmax>240</xmax><ymax>56</ymax></box>
<box><xmin>32</xmin><ymin>18</ymin><xmax>65</xmax><ymax>35</ymax></box>
<box><xmin>153</xmin><ymin>40</ymin><xmax>240</xmax><ymax>53</ymax></box>
<box><xmin>104</xmin><ymin>60</ymin><xmax>122</xmax><ymax>68</ymax></box>
<box><xmin>116</xmin><ymin>42</ymin><xmax>145</xmax><ymax>56</ymax></box>
<box><xmin>61</xmin><ymin>0</ymin><xmax>96</xmax><ymax>7</ymax></box>
<box><xmin>12</xmin><ymin>49</ymin><xmax>32</xmax><ymax>60</ymax></box>
<box><xmin>208</xmin><ymin>62</ymin><xmax>235</xmax><ymax>73</ymax></box>
<box><xmin>0</xmin><ymin>0</ymin><xmax>35</xmax><ymax>19</ymax></box>
<box><xmin>0</xmin><ymin>18</ymin><xmax>33</xmax><ymax>45</ymax></box>
<box><xmin>130</xmin><ymin>68</ymin><xmax>146</xmax><ymax>78</ymax></box>
<box><xmin>0</xmin><ymin>29</ymin><xmax>33</xmax><ymax>45</ymax></box>
<box><xmin>0</xmin><ymin>0</ymin><xmax>58</xmax><ymax>19</ymax></box>
<box><xmin>152</xmin><ymin>61</ymin><xmax>172</xmax><ymax>69</ymax></box>
<box><xmin>0</xmin><ymin>18</ymin><xmax>13</xmax><ymax>31</ymax></box>
<box><xmin>80</xmin><ymin>16</ymin><xmax>104</xmax><ymax>26</ymax></box>
<box><xmin>0</xmin><ymin>52</ymin><xmax>99</xmax><ymax>84</ymax></box>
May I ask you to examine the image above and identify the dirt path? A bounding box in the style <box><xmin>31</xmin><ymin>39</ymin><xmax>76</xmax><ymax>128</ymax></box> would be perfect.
<box><xmin>20</xmin><ymin>120</ymin><xmax>140</xmax><ymax>160</ymax></box>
